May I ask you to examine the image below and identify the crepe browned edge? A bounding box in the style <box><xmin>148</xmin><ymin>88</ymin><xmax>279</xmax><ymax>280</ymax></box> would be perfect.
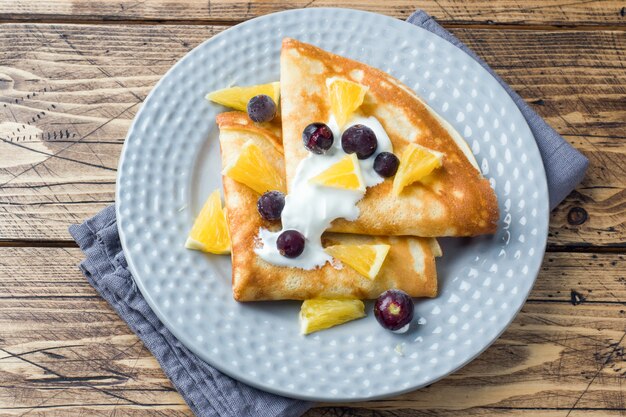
<box><xmin>216</xmin><ymin>111</ymin><xmax>440</xmax><ymax>301</ymax></box>
<box><xmin>280</xmin><ymin>38</ymin><xmax>499</xmax><ymax>237</ymax></box>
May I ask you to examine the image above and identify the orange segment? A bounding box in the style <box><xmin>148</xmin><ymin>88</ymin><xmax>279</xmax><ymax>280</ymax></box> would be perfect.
<box><xmin>325</xmin><ymin>244</ymin><xmax>390</xmax><ymax>279</ymax></box>
<box><xmin>223</xmin><ymin>140</ymin><xmax>286</xmax><ymax>195</ymax></box>
<box><xmin>184</xmin><ymin>190</ymin><xmax>231</xmax><ymax>254</ymax></box>
<box><xmin>392</xmin><ymin>143</ymin><xmax>444</xmax><ymax>196</ymax></box>
<box><xmin>309</xmin><ymin>154</ymin><xmax>365</xmax><ymax>192</ymax></box>
<box><xmin>206</xmin><ymin>82</ymin><xmax>280</xmax><ymax>111</ymax></box>
<box><xmin>299</xmin><ymin>298</ymin><xmax>366</xmax><ymax>335</ymax></box>
<box><xmin>328</xmin><ymin>78</ymin><xmax>368</xmax><ymax>128</ymax></box>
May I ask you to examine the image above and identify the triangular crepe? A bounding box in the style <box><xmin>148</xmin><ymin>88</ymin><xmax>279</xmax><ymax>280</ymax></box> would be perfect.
<box><xmin>217</xmin><ymin>111</ymin><xmax>440</xmax><ymax>301</ymax></box>
<box><xmin>280</xmin><ymin>38</ymin><xmax>499</xmax><ymax>237</ymax></box>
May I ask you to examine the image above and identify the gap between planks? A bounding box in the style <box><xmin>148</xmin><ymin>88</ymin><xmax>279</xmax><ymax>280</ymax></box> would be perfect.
<box><xmin>1</xmin><ymin>17</ymin><xmax>626</xmax><ymax>32</ymax></box>
<box><xmin>0</xmin><ymin>239</ymin><xmax>624</xmax><ymax>254</ymax></box>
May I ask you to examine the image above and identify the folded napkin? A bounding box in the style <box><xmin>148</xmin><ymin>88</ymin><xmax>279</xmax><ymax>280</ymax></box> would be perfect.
<box><xmin>69</xmin><ymin>205</ymin><xmax>312</xmax><ymax>417</ymax></box>
<box><xmin>69</xmin><ymin>10</ymin><xmax>589</xmax><ymax>417</ymax></box>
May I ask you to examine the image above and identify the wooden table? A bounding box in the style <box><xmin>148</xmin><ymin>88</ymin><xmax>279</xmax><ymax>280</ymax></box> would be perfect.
<box><xmin>1</xmin><ymin>1</ymin><xmax>625</xmax><ymax>416</ymax></box>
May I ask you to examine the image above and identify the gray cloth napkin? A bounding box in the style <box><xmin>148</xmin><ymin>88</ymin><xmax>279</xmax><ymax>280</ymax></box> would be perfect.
<box><xmin>408</xmin><ymin>10</ymin><xmax>588</xmax><ymax>209</ymax></box>
<box><xmin>69</xmin><ymin>205</ymin><xmax>313</xmax><ymax>417</ymax></box>
<box><xmin>69</xmin><ymin>10</ymin><xmax>589</xmax><ymax>417</ymax></box>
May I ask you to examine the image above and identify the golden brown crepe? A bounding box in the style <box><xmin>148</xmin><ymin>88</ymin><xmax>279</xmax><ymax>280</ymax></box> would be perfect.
<box><xmin>280</xmin><ymin>38</ymin><xmax>499</xmax><ymax>237</ymax></box>
<box><xmin>217</xmin><ymin>111</ymin><xmax>441</xmax><ymax>301</ymax></box>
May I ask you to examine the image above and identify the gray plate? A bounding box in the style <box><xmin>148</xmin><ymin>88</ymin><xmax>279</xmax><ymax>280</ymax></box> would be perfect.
<box><xmin>116</xmin><ymin>8</ymin><xmax>549</xmax><ymax>402</ymax></box>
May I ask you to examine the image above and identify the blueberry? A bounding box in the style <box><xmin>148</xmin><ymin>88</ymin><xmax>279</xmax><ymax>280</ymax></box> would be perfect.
<box><xmin>247</xmin><ymin>95</ymin><xmax>277</xmax><ymax>123</ymax></box>
<box><xmin>374</xmin><ymin>289</ymin><xmax>414</xmax><ymax>331</ymax></box>
<box><xmin>303</xmin><ymin>123</ymin><xmax>334</xmax><ymax>154</ymax></box>
<box><xmin>373</xmin><ymin>152</ymin><xmax>400</xmax><ymax>177</ymax></box>
<box><xmin>257</xmin><ymin>191</ymin><xmax>285</xmax><ymax>221</ymax></box>
<box><xmin>341</xmin><ymin>124</ymin><xmax>377</xmax><ymax>159</ymax></box>
<box><xmin>276</xmin><ymin>230</ymin><xmax>305</xmax><ymax>258</ymax></box>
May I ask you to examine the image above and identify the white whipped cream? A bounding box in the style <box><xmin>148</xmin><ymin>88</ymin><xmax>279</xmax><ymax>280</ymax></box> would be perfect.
<box><xmin>254</xmin><ymin>114</ymin><xmax>393</xmax><ymax>269</ymax></box>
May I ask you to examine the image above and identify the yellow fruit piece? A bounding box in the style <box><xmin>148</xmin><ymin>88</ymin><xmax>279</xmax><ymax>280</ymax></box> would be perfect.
<box><xmin>328</xmin><ymin>78</ymin><xmax>368</xmax><ymax>128</ymax></box>
<box><xmin>325</xmin><ymin>244</ymin><xmax>390</xmax><ymax>279</ymax></box>
<box><xmin>223</xmin><ymin>140</ymin><xmax>286</xmax><ymax>194</ymax></box>
<box><xmin>184</xmin><ymin>190</ymin><xmax>231</xmax><ymax>254</ymax></box>
<box><xmin>309</xmin><ymin>154</ymin><xmax>365</xmax><ymax>192</ymax></box>
<box><xmin>392</xmin><ymin>143</ymin><xmax>444</xmax><ymax>196</ymax></box>
<box><xmin>299</xmin><ymin>299</ymin><xmax>365</xmax><ymax>335</ymax></box>
<box><xmin>206</xmin><ymin>82</ymin><xmax>280</xmax><ymax>112</ymax></box>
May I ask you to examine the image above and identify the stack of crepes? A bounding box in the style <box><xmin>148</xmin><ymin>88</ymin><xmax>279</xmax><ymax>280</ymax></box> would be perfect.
<box><xmin>213</xmin><ymin>38</ymin><xmax>498</xmax><ymax>302</ymax></box>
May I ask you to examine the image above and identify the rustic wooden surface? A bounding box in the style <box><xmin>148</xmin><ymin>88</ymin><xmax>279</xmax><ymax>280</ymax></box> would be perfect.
<box><xmin>1</xmin><ymin>24</ymin><xmax>625</xmax><ymax>248</ymax></box>
<box><xmin>0</xmin><ymin>1</ymin><xmax>624</xmax><ymax>416</ymax></box>
<box><xmin>1</xmin><ymin>249</ymin><xmax>625</xmax><ymax>416</ymax></box>
<box><xmin>1</xmin><ymin>0</ymin><xmax>625</xmax><ymax>27</ymax></box>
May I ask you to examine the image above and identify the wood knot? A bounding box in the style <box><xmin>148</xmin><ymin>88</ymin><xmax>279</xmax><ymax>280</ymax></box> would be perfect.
<box><xmin>570</xmin><ymin>290</ymin><xmax>586</xmax><ymax>306</ymax></box>
<box><xmin>567</xmin><ymin>207</ymin><xmax>588</xmax><ymax>225</ymax></box>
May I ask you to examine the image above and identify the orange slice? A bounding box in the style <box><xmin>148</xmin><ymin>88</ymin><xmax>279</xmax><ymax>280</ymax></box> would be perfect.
<box><xmin>325</xmin><ymin>244</ymin><xmax>390</xmax><ymax>279</ymax></box>
<box><xmin>223</xmin><ymin>140</ymin><xmax>286</xmax><ymax>194</ymax></box>
<box><xmin>184</xmin><ymin>190</ymin><xmax>230</xmax><ymax>254</ymax></box>
<box><xmin>392</xmin><ymin>143</ymin><xmax>444</xmax><ymax>196</ymax></box>
<box><xmin>206</xmin><ymin>82</ymin><xmax>280</xmax><ymax>111</ymax></box>
<box><xmin>299</xmin><ymin>298</ymin><xmax>365</xmax><ymax>335</ymax></box>
<box><xmin>328</xmin><ymin>78</ymin><xmax>368</xmax><ymax>128</ymax></box>
<box><xmin>309</xmin><ymin>154</ymin><xmax>365</xmax><ymax>192</ymax></box>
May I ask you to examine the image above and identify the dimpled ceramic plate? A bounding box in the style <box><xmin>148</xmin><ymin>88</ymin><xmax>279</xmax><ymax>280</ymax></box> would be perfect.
<box><xmin>116</xmin><ymin>8</ymin><xmax>549</xmax><ymax>401</ymax></box>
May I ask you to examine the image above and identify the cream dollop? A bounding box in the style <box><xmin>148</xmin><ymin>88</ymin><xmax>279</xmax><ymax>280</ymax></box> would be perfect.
<box><xmin>254</xmin><ymin>114</ymin><xmax>393</xmax><ymax>269</ymax></box>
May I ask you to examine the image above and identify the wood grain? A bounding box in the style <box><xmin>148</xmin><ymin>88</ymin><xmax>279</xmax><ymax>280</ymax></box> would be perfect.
<box><xmin>306</xmin><ymin>410</ymin><xmax>626</xmax><ymax>417</ymax></box>
<box><xmin>0</xmin><ymin>247</ymin><xmax>624</xmax><ymax>416</ymax></box>
<box><xmin>1</xmin><ymin>0</ymin><xmax>625</xmax><ymax>27</ymax></box>
<box><xmin>2</xmin><ymin>1</ymin><xmax>625</xmax><ymax>416</ymax></box>
<box><xmin>0</xmin><ymin>24</ymin><xmax>624</xmax><ymax>248</ymax></box>
<box><xmin>1</xmin><ymin>250</ymin><xmax>623</xmax><ymax>303</ymax></box>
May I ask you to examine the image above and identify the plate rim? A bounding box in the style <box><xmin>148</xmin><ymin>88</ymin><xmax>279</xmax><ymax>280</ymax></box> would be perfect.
<box><xmin>116</xmin><ymin>7</ymin><xmax>550</xmax><ymax>402</ymax></box>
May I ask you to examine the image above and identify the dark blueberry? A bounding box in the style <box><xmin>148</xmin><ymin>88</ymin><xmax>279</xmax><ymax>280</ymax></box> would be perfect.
<box><xmin>341</xmin><ymin>124</ymin><xmax>377</xmax><ymax>159</ymax></box>
<box><xmin>276</xmin><ymin>230</ymin><xmax>305</xmax><ymax>258</ymax></box>
<box><xmin>302</xmin><ymin>122</ymin><xmax>334</xmax><ymax>154</ymax></box>
<box><xmin>247</xmin><ymin>94</ymin><xmax>277</xmax><ymax>123</ymax></box>
<box><xmin>257</xmin><ymin>191</ymin><xmax>285</xmax><ymax>221</ymax></box>
<box><xmin>374</xmin><ymin>289</ymin><xmax>414</xmax><ymax>331</ymax></box>
<box><xmin>373</xmin><ymin>152</ymin><xmax>400</xmax><ymax>177</ymax></box>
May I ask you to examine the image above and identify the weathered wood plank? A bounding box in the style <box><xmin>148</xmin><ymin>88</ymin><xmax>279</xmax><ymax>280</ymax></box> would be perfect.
<box><xmin>306</xmin><ymin>410</ymin><xmax>626</xmax><ymax>417</ymax></box>
<box><xmin>0</xmin><ymin>24</ymin><xmax>222</xmax><ymax>245</ymax></box>
<box><xmin>0</xmin><ymin>409</ymin><xmax>193</xmax><ymax>417</ymax></box>
<box><xmin>0</xmin><ymin>24</ymin><xmax>624</xmax><ymax>247</ymax></box>
<box><xmin>1</xmin><ymin>249</ymin><xmax>624</xmax><ymax>303</ymax></box>
<box><xmin>0</xmin><ymin>248</ymin><xmax>624</xmax><ymax>415</ymax></box>
<box><xmin>0</xmin><ymin>0</ymin><xmax>625</xmax><ymax>27</ymax></box>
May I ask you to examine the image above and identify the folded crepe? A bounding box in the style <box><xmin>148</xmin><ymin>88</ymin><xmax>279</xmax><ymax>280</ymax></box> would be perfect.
<box><xmin>280</xmin><ymin>38</ymin><xmax>499</xmax><ymax>237</ymax></box>
<box><xmin>217</xmin><ymin>111</ymin><xmax>441</xmax><ymax>301</ymax></box>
